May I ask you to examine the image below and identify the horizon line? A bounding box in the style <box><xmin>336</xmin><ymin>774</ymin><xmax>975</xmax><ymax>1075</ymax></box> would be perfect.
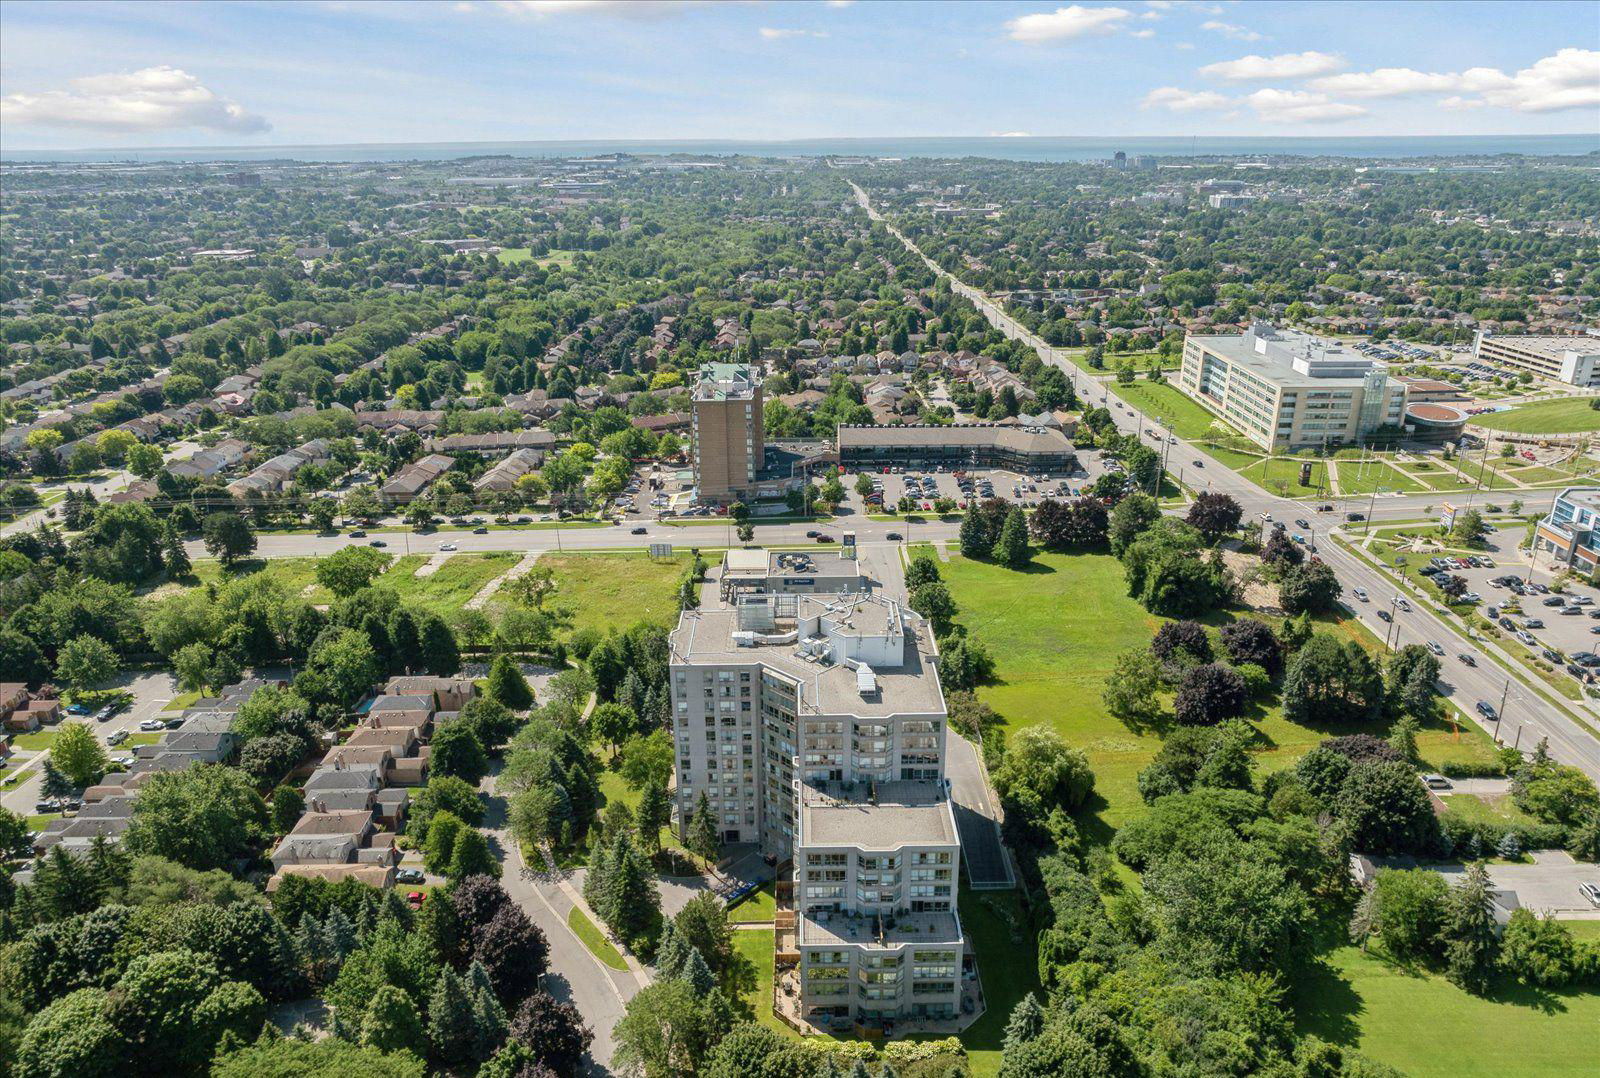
<box><xmin>4</xmin><ymin>131</ymin><xmax>1597</xmax><ymax>158</ymax></box>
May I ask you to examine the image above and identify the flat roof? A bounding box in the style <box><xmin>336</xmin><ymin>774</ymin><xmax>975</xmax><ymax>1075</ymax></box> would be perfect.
<box><xmin>1479</xmin><ymin>334</ymin><xmax>1600</xmax><ymax>359</ymax></box>
<box><xmin>1190</xmin><ymin>324</ymin><xmax>1387</xmax><ymax>387</ymax></box>
<box><xmin>837</xmin><ymin>423</ymin><xmax>1073</xmax><ymax>454</ymax></box>
<box><xmin>798</xmin><ymin>907</ymin><xmax>962</xmax><ymax>948</ymax></box>
<box><xmin>799</xmin><ymin>780</ymin><xmax>957</xmax><ymax>848</ymax></box>
<box><xmin>669</xmin><ymin>595</ymin><xmax>945</xmax><ymax>717</ymax></box>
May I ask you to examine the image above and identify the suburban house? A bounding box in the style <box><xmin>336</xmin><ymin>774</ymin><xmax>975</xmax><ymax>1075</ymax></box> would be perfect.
<box><xmin>380</xmin><ymin>453</ymin><xmax>455</xmax><ymax>504</ymax></box>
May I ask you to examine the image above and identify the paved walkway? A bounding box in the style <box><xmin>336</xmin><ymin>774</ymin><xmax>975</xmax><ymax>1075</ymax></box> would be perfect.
<box><xmin>465</xmin><ymin>550</ymin><xmax>542</xmax><ymax>609</ymax></box>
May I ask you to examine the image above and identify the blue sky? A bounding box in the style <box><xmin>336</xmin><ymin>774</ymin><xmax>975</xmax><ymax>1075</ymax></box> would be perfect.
<box><xmin>1</xmin><ymin>1</ymin><xmax>1595</xmax><ymax>148</ymax></box>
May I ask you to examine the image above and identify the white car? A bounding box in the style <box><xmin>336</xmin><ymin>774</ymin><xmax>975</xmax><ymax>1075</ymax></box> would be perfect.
<box><xmin>1427</xmin><ymin>641</ymin><xmax>1445</xmax><ymax>656</ymax></box>
<box><xmin>439</xmin><ymin>542</ymin><xmax>457</xmax><ymax>551</ymax></box>
<box><xmin>1580</xmin><ymin>882</ymin><xmax>1600</xmax><ymax>909</ymax></box>
<box><xmin>138</xmin><ymin>719</ymin><xmax>165</xmax><ymax>731</ymax></box>
<box><xmin>1395</xmin><ymin>597</ymin><xmax>1411</xmax><ymax>612</ymax></box>
<box><xmin>1353</xmin><ymin>588</ymin><xmax>1369</xmax><ymax>602</ymax></box>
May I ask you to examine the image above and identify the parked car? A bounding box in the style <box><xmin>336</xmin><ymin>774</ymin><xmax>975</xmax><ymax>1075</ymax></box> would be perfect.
<box><xmin>106</xmin><ymin>730</ymin><xmax>128</xmax><ymax>746</ymax></box>
<box><xmin>1580</xmin><ymin>882</ymin><xmax>1600</xmax><ymax>909</ymax></box>
<box><xmin>66</xmin><ymin>703</ymin><xmax>91</xmax><ymax>716</ymax></box>
<box><xmin>165</xmin><ymin>718</ymin><xmax>185</xmax><ymax>730</ymax></box>
<box><xmin>1423</xmin><ymin>774</ymin><xmax>1452</xmax><ymax>790</ymax></box>
<box><xmin>1524</xmin><ymin>618</ymin><xmax>1545</xmax><ymax>629</ymax></box>
<box><xmin>138</xmin><ymin>719</ymin><xmax>165</xmax><ymax>731</ymax></box>
<box><xmin>396</xmin><ymin>868</ymin><xmax>425</xmax><ymax>884</ymax></box>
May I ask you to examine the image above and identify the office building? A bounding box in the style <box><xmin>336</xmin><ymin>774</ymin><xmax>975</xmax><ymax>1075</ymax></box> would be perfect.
<box><xmin>691</xmin><ymin>362</ymin><xmax>764</xmax><ymax>503</ymax></box>
<box><xmin>1178</xmin><ymin>323</ymin><xmax>1408</xmax><ymax>451</ymax></box>
<box><xmin>1533</xmin><ymin>487</ymin><xmax>1600</xmax><ymax>574</ymax></box>
<box><xmin>1474</xmin><ymin>331</ymin><xmax>1600</xmax><ymax>387</ymax></box>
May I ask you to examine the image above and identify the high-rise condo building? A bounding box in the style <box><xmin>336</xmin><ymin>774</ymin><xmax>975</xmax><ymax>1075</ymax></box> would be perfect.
<box><xmin>691</xmin><ymin>361</ymin><xmax>764</xmax><ymax>503</ymax></box>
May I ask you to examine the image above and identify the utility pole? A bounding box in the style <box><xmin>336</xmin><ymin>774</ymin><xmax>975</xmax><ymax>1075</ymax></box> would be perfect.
<box><xmin>1494</xmin><ymin>677</ymin><xmax>1510</xmax><ymax>742</ymax></box>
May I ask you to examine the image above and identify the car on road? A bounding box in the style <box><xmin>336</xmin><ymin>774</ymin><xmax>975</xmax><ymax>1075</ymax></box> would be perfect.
<box><xmin>1347</xmin><ymin>512</ymin><xmax>1365</xmax><ymax>522</ymax></box>
<box><xmin>887</xmin><ymin>532</ymin><xmax>903</xmax><ymax>541</ymax></box>
<box><xmin>630</xmin><ymin>526</ymin><xmax>648</xmax><ymax>535</ymax></box>
<box><xmin>1395</xmin><ymin>597</ymin><xmax>1410</xmax><ymax>612</ymax></box>
<box><xmin>139</xmin><ymin>719</ymin><xmax>165</xmax><ymax>731</ymax></box>
<box><xmin>472</xmin><ymin>527</ymin><xmax>489</xmax><ymax>534</ymax></box>
<box><xmin>66</xmin><ymin>703</ymin><xmax>91</xmax><ymax>716</ymax></box>
<box><xmin>349</xmin><ymin>530</ymin><xmax>366</xmax><ymax>538</ymax></box>
<box><xmin>396</xmin><ymin>868</ymin><xmax>425</xmax><ymax>884</ymax></box>
<box><xmin>1458</xmin><ymin>653</ymin><xmax>1476</xmax><ymax>666</ymax></box>
<box><xmin>1377</xmin><ymin>609</ymin><xmax>1391</xmax><ymax>622</ymax></box>
<box><xmin>1426</xmin><ymin>641</ymin><xmax>1445</xmax><ymax>656</ymax></box>
<box><xmin>1353</xmin><ymin>588</ymin><xmax>1368</xmax><ymax>602</ymax></box>
<box><xmin>1423</xmin><ymin>774</ymin><xmax>1452</xmax><ymax>790</ymax></box>
<box><xmin>815</xmin><ymin>534</ymin><xmax>835</xmax><ymax>543</ymax></box>
<box><xmin>369</xmin><ymin>539</ymin><xmax>387</xmax><ymax>547</ymax></box>
<box><xmin>1295</xmin><ymin>519</ymin><xmax>1310</xmax><ymax>529</ymax></box>
<box><xmin>439</xmin><ymin>542</ymin><xmax>457</xmax><ymax>551</ymax></box>
<box><xmin>93</xmin><ymin>705</ymin><xmax>114</xmax><ymax>722</ymax></box>
<box><xmin>1580</xmin><ymin>882</ymin><xmax>1600</xmax><ymax>909</ymax></box>
<box><xmin>1476</xmin><ymin>700</ymin><xmax>1497</xmax><ymax>719</ymax></box>
<box><xmin>805</xmin><ymin>530</ymin><xmax>819</xmax><ymax>538</ymax></box>
<box><xmin>1192</xmin><ymin>459</ymin><xmax>1203</xmax><ymax>467</ymax></box>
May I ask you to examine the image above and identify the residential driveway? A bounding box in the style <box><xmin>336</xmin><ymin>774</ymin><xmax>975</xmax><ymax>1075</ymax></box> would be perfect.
<box><xmin>1</xmin><ymin>669</ymin><xmax>177</xmax><ymax>816</ymax></box>
<box><xmin>945</xmin><ymin>731</ymin><xmax>1013</xmax><ymax>888</ymax></box>
<box><xmin>1437</xmin><ymin>851</ymin><xmax>1600</xmax><ymax>919</ymax></box>
<box><xmin>1434</xmin><ymin>777</ymin><xmax>1513</xmax><ymax>797</ymax></box>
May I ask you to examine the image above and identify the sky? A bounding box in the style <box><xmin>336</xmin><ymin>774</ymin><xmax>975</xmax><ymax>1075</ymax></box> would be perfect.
<box><xmin>0</xmin><ymin>0</ymin><xmax>1596</xmax><ymax>149</ymax></box>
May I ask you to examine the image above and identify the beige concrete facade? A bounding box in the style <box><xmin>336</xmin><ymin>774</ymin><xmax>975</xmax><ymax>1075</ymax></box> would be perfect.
<box><xmin>691</xmin><ymin>362</ymin><xmax>764</xmax><ymax>503</ymax></box>
<box><xmin>1474</xmin><ymin>332</ymin><xmax>1600</xmax><ymax>387</ymax></box>
<box><xmin>1179</xmin><ymin>323</ymin><xmax>1408</xmax><ymax>451</ymax></box>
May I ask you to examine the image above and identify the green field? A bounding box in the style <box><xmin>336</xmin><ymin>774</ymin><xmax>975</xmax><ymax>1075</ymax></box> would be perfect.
<box><xmin>9</xmin><ymin>730</ymin><xmax>57</xmax><ymax>751</ymax></box>
<box><xmin>1333</xmin><ymin>459</ymin><xmax>1432</xmax><ymax>495</ymax></box>
<box><xmin>191</xmin><ymin>556</ymin><xmax>325</xmax><ymax>596</ymax></box>
<box><xmin>728</xmin><ymin>881</ymin><xmax>776</xmax><ymax>924</ymax></box>
<box><xmin>495</xmin><ymin>247</ymin><xmax>576</xmax><ymax>268</ymax></box>
<box><xmin>731</xmin><ymin>929</ymin><xmax>794</xmax><ymax>1038</ymax></box>
<box><xmin>1472</xmin><ymin>397</ymin><xmax>1600</xmax><ymax>434</ymax></box>
<box><xmin>1294</xmin><ymin>944</ymin><xmax>1600</xmax><ymax>1078</ymax></box>
<box><xmin>934</xmin><ymin>549</ymin><xmax>1498</xmax><ymax>828</ymax></box>
<box><xmin>375</xmin><ymin>552</ymin><xmax>520</xmax><ymax>614</ymax></box>
<box><xmin>1438</xmin><ymin>792</ymin><xmax>1537</xmax><ymax>831</ymax></box>
<box><xmin>1240</xmin><ymin>455</ymin><xmax>1331</xmax><ymax>494</ymax></box>
<box><xmin>567</xmin><ymin>906</ymin><xmax>628</xmax><ymax>970</ymax></box>
<box><xmin>541</xmin><ymin>551</ymin><xmax>693</xmax><ymax>637</ymax></box>
<box><xmin>1107</xmin><ymin>380</ymin><xmax>1233</xmax><ymax>441</ymax></box>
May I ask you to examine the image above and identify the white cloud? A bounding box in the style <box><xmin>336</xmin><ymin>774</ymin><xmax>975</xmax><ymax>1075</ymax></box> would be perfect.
<box><xmin>993</xmin><ymin>130</ymin><xmax>1034</xmax><ymax>137</ymax></box>
<box><xmin>1131</xmin><ymin>28</ymin><xmax>1154</xmax><ymax>38</ymax></box>
<box><xmin>1200</xmin><ymin>51</ymin><xmax>1344</xmax><ymax>82</ymax></box>
<box><xmin>0</xmin><ymin>66</ymin><xmax>269</xmax><ymax>135</ymax></box>
<box><xmin>1201</xmin><ymin>19</ymin><xmax>1262</xmax><ymax>41</ymax></box>
<box><xmin>1141</xmin><ymin>86</ymin><xmax>1229</xmax><ymax>112</ymax></box>
<box><xmin>1176</xmin><ymin>41</ymin><xmax>1194</xmax><ymax>50</ymax></box>
<box><xmin>759</xmin><ymin>26</ymin><xmax>827</xmax><ymax>40</ymax></box>
<box><xmin>1245</xmin><ymin>88</ymin><xmax>1366</xmax><ymax>123</ymax></box>
<box><xmin>1005</xmin><ymin>5</ymin><xmax>1133</xmax><ymax>43</ymax></box>
<box><xmin>1308</xmin><ymin>67</ymin><xmax>1464</xmax><ymax>98</ymax></box>
<box><xmin>826</xmin><ymin>0</ymin><xmax>855</xmax><ymax>6</ymax></box>
<box><xmin>1307</xmin><ymin>49</ymin><xmax>1598</xmax><ymax>113</ymax></box>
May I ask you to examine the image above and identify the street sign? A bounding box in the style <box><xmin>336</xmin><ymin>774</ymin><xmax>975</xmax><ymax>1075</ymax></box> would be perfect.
<box><xmin>649</xmin><ymin>543</ymin><xmax>674</xmax><ymax>559</ymax></box>
<box><xmin>1440</xmin><ymin>502</ymin><xmax>1458</xmax><ymax>531</ymax></box>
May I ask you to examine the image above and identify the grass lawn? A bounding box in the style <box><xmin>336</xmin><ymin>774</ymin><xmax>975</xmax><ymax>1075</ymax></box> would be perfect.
<box><xmin>1472</xmin><ymin>397</ymin><xmax>1600</xmax><ymax>435</ymax></box>
<box><xmin>1293</xmin><ymin>944</ymin><xmax>1600</xmax><ymax>1078</ymax></box>
<box><xmin>731</xmin><ymin>929</ymin><xmax>796</xmax><ymax>1038</ymax></box>
<box><xmin>567</xmin><ymin>906</ymin><xmax>628</xmax><ymax>970</ymax></box>
<box><xmin>1240</xmin><ymin>456</ymin><xmax>1331</xmax><ymax>496</ymax></box>
<box><xmin>1450</xmin><ymin>457</ymin><xmax>1519</xmax><ymax>491</ymax></box>
<box><xmin>495</xmin><ymin>247</ymin><xmax>576</xmax><ymax>269</ymax></box>
<box><xmin>1333</xmin><ymin>460</ymin><xmax>1432</xmax><ymax>495</ymax></box>
<box><xmin>127</xmin><ymin>731</ymin><xmax>163</xmax><ymax>747</ymax></box>
<box><xmin>728</xmin><ymin>881</ymin><xmax>776</xmax><ymax>923</ymax></box>
<box><xmin>10</xmin><ymin>730</ymin><xmax>56</xmax><ymax>751</ymax></box>
<box><xmin>26</xmin><ymin>813</ymin><xmax>62</xmax><ymax>829</ymax></box>
<box><xmin>1439</xmin><ymin>792</ymin><xmax>1538</xmax><ymax>831</ymax></box>
<box><xmin>190</xmin><ymin>557</ymin><xmax>326</xmax><ymax>596</ymax></box>
<box><xmin>959</xmin><ymin>886</ymin><xmax>1039</xmax><ymax>1078</ymax></box>
<box><xmin>162</xmin><ymin>691</ymin><xmax>201</xmax><ymax>713</ymax></box>
<box><xmin>935</xmin><ymin>549</ymin><xmax>1498</xmax><ymax>830</ymax></box>
<box><xmin>541</xmin><ymin>551</ymin><xmax>692</xmax><ymax>637</ymax></box>
<box><xmin>375</xmin><ymin>552</ymin><xmax>519</xmax><ymax>615</ymax></box>
<box><xmin>1107</xmin><ymin>380</ymin><xmax>1234</xmax><ymax>441</ymax></box>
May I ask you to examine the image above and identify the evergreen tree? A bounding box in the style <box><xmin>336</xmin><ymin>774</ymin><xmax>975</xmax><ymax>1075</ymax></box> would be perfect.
<box><xmin>485</xmin><ymin>654</ymin><xmax>534</xmax><ymax>710</ymax></box>
<box><xmin>359</xmin><ymin>985</ymin><xmax>427</xmax><ymax>1057</ymax></box>
<box><xmin>448</xmin><ymin>827</ymin><xmax>500</xmax><ymax>881</ymax></box>
<box><xmin>324</xmin><ymin>907</ymin><xmax>357</xmax><ymax>966</ymax></box>
<box><xmin>636</xmin><ymin>780</ymin><xmax>670</xmax><ymax>856</ymax></box>
<box><xmin>469</xmin><ymin>979</ymin><xmax>508</xmax><ymax>1062</ymax></box>
<box><xmin>1002</xmin><ymin>992</ymin><xmax>1045</xmax><ymax>1052</ymax></box>
<box><xmin>162</xmin><ymin>519</ymin><xmax>191</xmax><ymax>578</ymax></box>
<box><xmin>1388</xmin><ymin>713</ymin><xmax>1420</xmax><ymax>764</ymax></box>
<box><xmin>40</xmin><ymin>759</ymin><xmax>73</xmax><ymax>798</ymax></box>
<box><xmin>993</xmin><ymin>507</ymin><xmax>1031</xmax><ymax>569</ymax></box>
<box><xmin>681</xmin><ymin>947</ymin><xmax>716</xmax><ymax>995</ymax></box>
<box><xmin>428</xmin><ymin>968</ymin><xmax>477</xmax><ymax>1064</ymax></box>
<box><xmin>654</xmin><ymin>919</ymin><xmax>689</xmax><ymax>981</ymax></box>
<box><xmin>620</xmin><ymin>668</ymin><xmax>647</xmax><ymax>721</ymax></box>
<box><xmin>1496</xmin><ymin>831</ymin><xmax>1522</xmax><ymax>860</ymax></box>
<box><xmin>688</xmin><ymin>790</ymin><xmax>720</xmax><ymax>867</ymax></box>
<box><xmin>959</xmin><ymin>506</ymin><xmax>992</xmax><ymax>560</ymax></box>
<box><xmin>601</xmin><ymin>830</ymin><xmax>660</xmax><ymax>947</ymax></box>
<box><xmin>1441</xmin><ymin>862</ymin><xmax>1501</xmax><ymax>994</ymax></box>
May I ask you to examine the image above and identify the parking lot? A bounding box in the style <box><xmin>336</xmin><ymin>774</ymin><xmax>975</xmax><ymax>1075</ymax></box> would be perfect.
<box><xmin>844</xmin><ymin>455</ymin><xmax>1105</xmax><ymax>516</ymax></box>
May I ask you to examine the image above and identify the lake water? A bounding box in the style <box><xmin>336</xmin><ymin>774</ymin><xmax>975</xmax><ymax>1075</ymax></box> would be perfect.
<box><xmin>5</xmin><ymin>133</ymin><xmax>1597</xmax><ymax>165</ymax></box>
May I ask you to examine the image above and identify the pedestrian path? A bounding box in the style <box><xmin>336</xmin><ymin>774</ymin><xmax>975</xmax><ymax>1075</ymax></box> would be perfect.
<box><xmin>465</xmin><ymin>550</ymin><xmax>541</xmax><ymax>609</ymax></box>
<box><xmin>537</xmin><ymin>844</ymin><xmax>652</xmax><ymax>989</ymax></box>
